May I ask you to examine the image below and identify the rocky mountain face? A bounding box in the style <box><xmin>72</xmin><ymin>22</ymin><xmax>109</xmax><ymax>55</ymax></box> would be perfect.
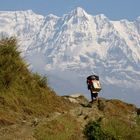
<box><xmin>0</xmin><ymin>7</ymin><xmax>140</xmax><ymax>106</ymax></box>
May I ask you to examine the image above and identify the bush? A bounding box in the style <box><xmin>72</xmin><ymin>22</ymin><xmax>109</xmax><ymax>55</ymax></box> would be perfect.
<box><xmin>84</xmin><ymin>119</ymin><xmax>116</xmax><ymax>140</ymax></box>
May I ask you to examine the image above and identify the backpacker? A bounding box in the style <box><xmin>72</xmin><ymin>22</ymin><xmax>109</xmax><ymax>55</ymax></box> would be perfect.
<box><xmin>87</xmin><ymin>75</ymin><xmax>101</xmax><ymax>92</ymax></box>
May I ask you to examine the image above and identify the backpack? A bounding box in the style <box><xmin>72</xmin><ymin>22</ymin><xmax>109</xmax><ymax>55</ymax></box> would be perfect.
<box><xmin>87</xmin><ymin>75</ymin><xmax>102</xmax><ymax>92</ymax></box>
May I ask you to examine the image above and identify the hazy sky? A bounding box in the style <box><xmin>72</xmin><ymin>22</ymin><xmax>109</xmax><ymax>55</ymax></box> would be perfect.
<box><xmin>0</xmin><ymin>0</ymin><xmax>140</xmax><ymax>21</ymax></box>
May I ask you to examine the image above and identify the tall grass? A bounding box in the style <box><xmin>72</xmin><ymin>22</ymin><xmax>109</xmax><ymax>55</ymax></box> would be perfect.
<box><xmin>34</xmin><ymin>114</ymin><xmax>82</xmax><ymax>140</ymax></box>
<box><xmin>0</xmin><ymin>37</ymin><xmax>71</xmax><ymax>119</ymax></box>
<box><xmin>0</xmin><ymin>37</ymin><xmax>22</xmax><ymax>90</ymax></box>
<box><xmin>104</xmin><ymin>117</ymin><xmax>140</xmax><ymax>139</ymax></box>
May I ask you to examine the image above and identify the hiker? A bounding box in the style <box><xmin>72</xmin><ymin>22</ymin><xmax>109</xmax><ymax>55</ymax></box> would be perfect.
<box><xmin>87</xmin><ymin>75</ymin><xmax>101</xmax><ymax>102</ymax></box>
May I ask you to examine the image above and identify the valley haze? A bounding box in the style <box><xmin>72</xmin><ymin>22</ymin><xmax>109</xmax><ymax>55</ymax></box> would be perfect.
<box><xmin>0</xmin><ymin>7</ymin><xmax>140</xmax><ymax>107</ymax></box>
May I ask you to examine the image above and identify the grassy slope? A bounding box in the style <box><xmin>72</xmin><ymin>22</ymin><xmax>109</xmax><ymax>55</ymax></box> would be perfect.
<box><xmin>0</xmin><ymin>38</ymin><xmax>82</xmax><ymax>140</ymax></box>
<box><xmin>82</xmin><ymin>98</ymin><xmax>140</xmax><ymax>140</ymax></box>
<box><xmin>0</xmin><ymin>38</ymin><xmax>70</xmax><ymax>117</ymax></box>
<box><xmin>100</xmin><ymin>99</ymin><xmax>140</xmax><ymax>139</ymax></box>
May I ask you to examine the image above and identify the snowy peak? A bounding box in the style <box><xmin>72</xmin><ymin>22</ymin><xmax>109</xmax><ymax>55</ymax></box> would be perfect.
<box><xmin>94</xmin><ymin>14</ymin><xmax>108</xmax><ymax>20</ymax></box>
<box><xmin>0</xmin><ymin>8</ymin><xmax>140</xmax><ymax>84</ymax></box>
<box><xmin>46</xmin><ymin>14</ymin><xmax>59</xmax><ymax>19</ymax></box>
<box><xmin>70</xmin><ymin>7</ymin><xmax>88</xmax><ymax>17</ymax></box>
<box><xmin>62</xmin><ymin>7</ymin><xmax>91</xmax><ymax>25</ymax></box>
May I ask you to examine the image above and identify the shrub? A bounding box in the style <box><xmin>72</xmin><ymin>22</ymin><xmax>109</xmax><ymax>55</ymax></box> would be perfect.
<box><xmin>83</xmin><ymin>119</ymin><xmax>116</xmax><ymax>140</ymax></box>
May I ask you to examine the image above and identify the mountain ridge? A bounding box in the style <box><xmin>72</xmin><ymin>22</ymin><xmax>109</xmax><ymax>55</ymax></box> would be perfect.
<box><xmin>0</xmin><ymin>7</ymin><xmax>140</xmax><ymax>106</ymax></box>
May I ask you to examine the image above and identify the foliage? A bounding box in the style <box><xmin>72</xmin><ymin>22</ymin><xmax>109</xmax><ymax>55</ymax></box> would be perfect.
<box><xmin>0</xmin><ymin>37</ymin><xmax>70</xmax><ymax>119</ymax></box>
<box><xmin>83</xmin><ymin>119</ymin><xmax>116</xmax><ymax>140</ymax></box>
<box><xmin>103</xmin><ymin>117</ymin><xmax>140</xmax><ymax>140</ymax></box>
<box><xmin>0</xmin><ymin>37</ymin><xmax>22</xmax><ymax>90</ymax></box>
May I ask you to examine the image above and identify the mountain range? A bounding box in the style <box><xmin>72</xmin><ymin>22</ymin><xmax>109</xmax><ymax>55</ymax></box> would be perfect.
<box><xmin>0</xmin><ymin>7</ymin><xmax>140</xmax><ymax>107</ymax></box>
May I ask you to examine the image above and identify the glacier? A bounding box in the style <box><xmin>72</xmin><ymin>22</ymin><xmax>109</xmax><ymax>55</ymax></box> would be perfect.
<box><xmin>0</xmin><ymin>7</ymin><xmax>140</xmax><ymax>107</ymax></box>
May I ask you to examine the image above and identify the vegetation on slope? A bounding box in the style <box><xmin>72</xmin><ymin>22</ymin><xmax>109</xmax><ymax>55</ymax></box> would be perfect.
<box><xmin>83</xmin><ymin>99</ymin><xmax>140</xmax><ymax>140</ymax></box>
<box><xmin>0</xmin><ymin>37</ymin><xmax>71</xmax><ymax>123</ymax></box>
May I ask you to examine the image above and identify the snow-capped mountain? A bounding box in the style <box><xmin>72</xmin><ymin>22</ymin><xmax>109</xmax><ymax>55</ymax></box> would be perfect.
<box><xmin>0</xmin><ymin>7</ymin><xmax>140</xmax><ymax>106</ymax></box>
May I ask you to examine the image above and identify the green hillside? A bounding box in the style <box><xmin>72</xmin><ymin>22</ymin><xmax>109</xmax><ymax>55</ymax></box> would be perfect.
<box><xmin>0</xmin><ymin>38</ymin><xmax>82</xmax><ymax>139</ymax></box>
<box><xmin>0</xmin><ymin>37</ymin><xmax>73</xmax><ymax>126</ymax></box>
